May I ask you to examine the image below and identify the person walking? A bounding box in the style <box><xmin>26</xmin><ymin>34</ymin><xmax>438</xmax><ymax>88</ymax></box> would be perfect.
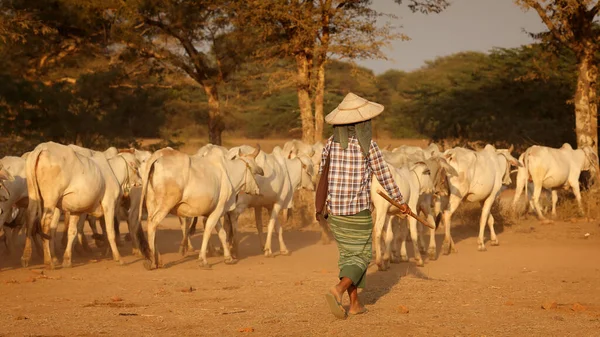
<box><xmin>316</xmin><ymin>92</ymin><xmax>410</xmax><ymax>319</ymax></box>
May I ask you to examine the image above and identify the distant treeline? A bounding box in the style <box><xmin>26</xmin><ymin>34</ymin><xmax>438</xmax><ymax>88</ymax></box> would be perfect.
<box><xmin>0</xmin><ymin>42</ymin><xmax>590</xmax><ymax>154</ymax></box>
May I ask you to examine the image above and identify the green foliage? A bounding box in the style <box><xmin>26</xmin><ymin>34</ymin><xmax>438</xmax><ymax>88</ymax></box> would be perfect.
<box><xmin>389</xmin><ymin>45</ymin><xmax>581</xmax><ymax>150</ymax></box>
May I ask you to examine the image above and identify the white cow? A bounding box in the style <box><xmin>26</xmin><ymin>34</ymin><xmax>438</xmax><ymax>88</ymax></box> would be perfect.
<box><xmin>196</xmin><ymin>143</ymin><xmax>228</xmax><ymax>158</ymax></box>
<box><xmin>0</xmin><ymin>157</ymin><xmax>29</xmax><ymax>255</ymax></box>
<box><xmin>511</xmin><ymin>143</ymin><xmax>598</xmax><ymax>221</ymax></box>
<box><xmin>113</xmin><ymin>147</ymin><xmax>153</xmax><ymax>255</ymax></box>
<box><xmin>63</xmin><ymin>146</ymin><xmax>143</xmax><ymax>251</ymax></box>
<box><xmin>228</xmin><ymin>145</ymin><xmax>314</xmax><ymax>257</ymax></box>
<box><xmin>371</xmin><ymin>157</ymin><xmax>451</xmax><ymax>269</ymax></box>
<box><xmin>441</xmin><ymin>145</ymin><xmax>521</xmax><ymax>253</ymax></box>
<box><xmin>283</xmin><ymin>139</ymin><xmax>323</xmax><ymax>184</ymax></box>
<box><xmin>282</xmin><ymin>139</ymin><xmax>315</xmax><ymax>158</ymax></box>
<box><xmin>138</xmin><ymin>146</ymin><xmax>263</xmax><ymax>269</ymax></box>
<box><xmin>22</xmin><ymin>142</ymin><xmax>141</xmax><ymax>269</ymax></box>
<box><xmin>178</xmin><ymin>144</ymin><xmax>230</xmax><ymax>256</ymax></box>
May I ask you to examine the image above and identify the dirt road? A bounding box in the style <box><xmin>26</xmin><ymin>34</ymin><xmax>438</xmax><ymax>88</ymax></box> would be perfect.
<box><xmin>1</xmin><ymin>213</ymin><xmax>600</xmax><ymax>336</ymax></box>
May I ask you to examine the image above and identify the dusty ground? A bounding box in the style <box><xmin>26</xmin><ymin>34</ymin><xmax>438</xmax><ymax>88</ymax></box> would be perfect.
<box><xmin>2</xmin><ymin>191</ymin><xmax>600</xmax><ymax>337</ymax></box>
<box><xmin>2</xmin><ymin>138</ymin><xmax>600</xmax><ymax>336</ymax></box>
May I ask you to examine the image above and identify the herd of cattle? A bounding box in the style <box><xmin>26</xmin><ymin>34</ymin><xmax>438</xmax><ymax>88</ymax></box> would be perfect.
<box><xmin>0</xmin><ymin>139</ymin><xmax>597</xmax><ymax>272</ymax></box>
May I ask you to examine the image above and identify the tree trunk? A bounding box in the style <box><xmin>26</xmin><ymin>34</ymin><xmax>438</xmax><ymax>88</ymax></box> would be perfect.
<box><xmin>295</xmin><ymin>53</ymin><xmax>314</xmax><ymax>143</ymax></box>
<box><xmin>574</xmin><ymin>52</ymin><xmax>598</xmax><ymax>156</ymax></box>
<box><xmin>202</xmin><ymin>82</ymin><xmax>223</xmax><ymax>146</ymax></box>
<box><xmin>314</xmin><ymin>60</ymin><xmax>326</xmax><ymax>143</ymax></box>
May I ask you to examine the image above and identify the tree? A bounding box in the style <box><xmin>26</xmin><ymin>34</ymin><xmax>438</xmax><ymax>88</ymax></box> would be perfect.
<box><xmin>516</xmin><ymin>0</ymin><xmax>600</xmax><ymax>154</ymax></box>
<box><xmin>116</xmin><ymin>0</ymin><xmax>253</xmax><ymax>145</ymax></box>
<box><xmin>239</xmin><ymin>0</ymin><xmax>449</xmax><ymax>143</ymax></box>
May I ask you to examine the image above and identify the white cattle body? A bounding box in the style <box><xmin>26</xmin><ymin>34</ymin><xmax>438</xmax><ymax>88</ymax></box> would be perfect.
<box><xmin>511</xmin><ymin>143</ymin><xmax>598</xmax><ymax>221</ymax></box>
<box><xmin>0</xmin><ymin>157</ymin><xmax>28</xmax><ymax>255</ymax></box>
<box><xmin>371</xmin><ymin>156</ymin><xmax>452</xmax><ymax>269</ymax></box>
<box><xmin>22</xmin><ymin>142</ymin><xmax>139</xmax><ymax>268</ymax></box>
<box><xmin>442</xmin><ymin>144</ymin><xmax>521</xmax><ymax>253</ymax></box>
<box><xmin>113</xmin><ymin>147</ymin><xmax>153</xmax><ymax>256</ymax></box>
<box><xmin>228</xmin><ymin>145</ymin><xmax>314</xmax><ymax>257</ymax></box>
<box><xmin>64</xmin><ymin>146</ymin><xmax>143</xmax><ymax>251</ymax></box>
<box><xmin>138</xmin><ymin>147</ymin><xmax>263</xmax><ymax>269</ymax></box>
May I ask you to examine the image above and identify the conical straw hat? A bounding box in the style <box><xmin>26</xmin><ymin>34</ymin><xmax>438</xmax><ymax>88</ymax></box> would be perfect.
<box><xmin>325</xmin><ymin>92</ymin><xmax>384</xmax><ymax>125</ymax></box>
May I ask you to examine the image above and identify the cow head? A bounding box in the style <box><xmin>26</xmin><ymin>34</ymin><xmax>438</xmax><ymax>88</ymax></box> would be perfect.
<box><xmin>115</xmin><ymin>153</ymin><xmax>142</xmax><ymax>197</ymax></box>
<box><xmin>495</xmin><ymin>145</ymin><xmax>521</xmax><ymax>185</ymax></box>
<box><xmin>581</xmin><ymin>145</ymin><xmax>599</xmax><ymax>174</ymax></box>
<box><xmin>427</xmin><ymin>157</ymin><xmax>457</xmax><ymax>196</ymax></box>
<box><xmin>297</xmin><ymin>154</ymin><xmax>315</xmax><ymax>191</ymax></box>
<box><xmin>0</xmin><ymin>165</ymin><xmax>14</xmax><ymax>202</ymax></box>
<box><xmin>237</xmin><ymin>144</ymin><xmax>265</xmax><ymax>177</ymax></box>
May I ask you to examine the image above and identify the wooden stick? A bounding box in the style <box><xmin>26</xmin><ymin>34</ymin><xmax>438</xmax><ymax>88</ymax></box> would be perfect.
<box><xmin>376</xmin><ymin>190</ymin><xmax>436</xmax><ymax>230</ymax></box>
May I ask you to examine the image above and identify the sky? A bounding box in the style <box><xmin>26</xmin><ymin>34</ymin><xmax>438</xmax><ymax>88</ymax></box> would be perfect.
<box><xmin>354</xmin><ymin>0</ymin><xmax>548</xmax><ymax>74</ymax></box>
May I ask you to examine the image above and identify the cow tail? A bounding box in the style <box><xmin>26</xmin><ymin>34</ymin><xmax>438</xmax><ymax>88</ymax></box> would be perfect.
<box><xmin>523</xmin><ymin>149</ymin><xmax>531</xmax><ymax>201</ymax></box>
<box><xmin>25</xmin><ymin>147</ymin><xmax>49</xmax><ymax>240</ymax></box>
<box><xmin>136</xmin><ymin>152</ymin><xmax>162</xmax><ymax>260</ymax></box>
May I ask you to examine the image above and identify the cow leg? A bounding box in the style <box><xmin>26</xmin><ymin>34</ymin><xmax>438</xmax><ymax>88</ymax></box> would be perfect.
<box><xmin>263</xmin><ymin>204</ymin><xmax>282</xmax><ymax>257</ymax></box>
<box><xmin>143</xmin><ymin>207</ymin><xmax>168</xmax><ymax>270</ymax></box>
<box><xmin>61</xmin><ymin>211</ymin><xmax>70</xmax><ymax>248</ymax></box>
<box><xmin>198</xmin><ymin>212</ymin><xmax>227</xmax><ymax>268</ymax></box>
<box><xmin>397</xmin><ymin>217</ymin><xmax>409</xmax><ymax>263</ymax></box>
<box><xmin>6</xmin><ymin>225</ymin><xmax>19</xmax><ymax>256</ymax></box>
<box><xmin>88</xmin><ymin>216</ymin><xmax>104</xmax><ymax>247</ymax></box>
<box><xmin>275</xmin><ymin>213</ymin><xmax>290</xmax><ymax>256</ymax></box>
<box><xmin>487</xmin><ymin>213</ymin><xmax>499</xmax><ymax>246</ymax></box>
<box><xmin>215</xmin><ymin>219</ymin><xmax>235</xmax><ymax>264</ymax></box>
<box><xmin>226</xmin><ymin>212</ymin><xmax>240</xmax><ymax>259</ymax></box>
<box><xmin>98</xmin><ymin>217</ymin><xmax>111</xmax><ymax>257</ymax></box>
<box><xmin>102</xmin><ymin>206</ymin><xmax>123</xmax><ymax>265</ymax></box>
<box><xmin>21</xmin><ymin>224</ymin><xmax>33</xmax><ymax>267</ymax></box>
<box><xmin>408</xmin><ymin>215</ymin><xmax>424</xmax><ymax>266</ymax></box>
<box><xmin>373</xmin><ymin>210</ymin><xmax>388</xmax><ymax>271</ymax></box>
<box><xmin>382</xmin><ymin>215</ymin><xmax>394</xmax><ymax>270</ymax></box>
<box><xmin>62</xmin><ymin>214</ymin><xmax>81</xmax><ymax>268</ymax></box>
<box><xmin>127</xmin><ymin>190</ymin><xmax>142</xmax><ymax>256</ymax></box>
<box><xmin>477</xmin><ymin>197</ymin><xmax>495</xmax><ymax>251</ymax></box>
<box><xmin>512</xmin><ymin>169</ymin><xmax>527</xmax><ymax>215</ymax></box>
<box><xmin>442</xmin><ymin>195</ymin><xmax>461</xmax><ymax>255</ymax></box>
<box><xmin>254</xmin><ymin>207</ymin><xmax>265</xmax><ymax>251</ymax></box>
<box><xmin>531</xmin><ymin>182</ymin><xmax>547</xmax><ymax>221</ymax></box>
<box><xmin>48</xmin><ymin>208</ymin><xmax>61</xmax><ymax>265</ymax></box>
<box><xmin>551</xmin><ymin>190</ymin><xmax>559</xmax><ymax>218</ymax></box>
<box><xmin>6</xmin><ymin>210</ymin><xmax>26</xmax><ymax>256</ymax></box>
<box><xmin>424</xmin><ymin>203</ymin><xmax>439</xmax><ymax>260</ymax></box>
<box><xmin>179</xmin><ymin>217</ymin><xmax>193</xmax><ymax>256</ymax></box>
<box><xmin>114</xmin><ymin>214</ymin><xmax>123</xmax><ymax>247</ymax></box>
<box><xmin>39</xmin><ymin>207</ymin><xmax>57</xmax><ymax>269</ymax></box>
<box><xmin>32</xmin><ymin>218</ymin><xmax>44</xmax><ymax>258</ymax></box>
<box><xmin>570</xmin><ymin>177</ymin><xmax>585</xmax><ymax>217</ymax></box>
<box><xmin>74</xmin><ymin>215</ymin><xmax>93</xmax><ymax>255</ymax></box>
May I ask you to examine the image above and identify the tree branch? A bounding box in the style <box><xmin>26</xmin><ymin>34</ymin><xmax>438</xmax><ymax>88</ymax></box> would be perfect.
<box><xmin>530</xmin><ymin>1</ymin><xmax>577</xmax><ymax>51</ymax></box>
<box><xmin>144</xmin><ymin>17</ymin><xmax>208</xmax><ymax>80</ymax></box>
<box><xmin>589</xmin><ymin>1</ymin><xmax>600</xmax><ymax>19</ymax></box>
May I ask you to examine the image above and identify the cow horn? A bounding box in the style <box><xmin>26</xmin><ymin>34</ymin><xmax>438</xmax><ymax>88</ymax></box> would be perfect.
<box><xmin>250</xmin><ymin>144</ymin><xmax>261</xmax><ymax>158</ymax></box>
<box><xmin>508</xmin><ymin>144</ymin><xmax>514</xmax><ymax>153</ymax></box>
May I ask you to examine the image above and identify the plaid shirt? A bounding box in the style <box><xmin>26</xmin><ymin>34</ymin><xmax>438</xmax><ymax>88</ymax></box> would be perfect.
<box><xmin>319</xmin><ymin>136</ymin><xmax>404</xmax><ymax>216</ymax></box>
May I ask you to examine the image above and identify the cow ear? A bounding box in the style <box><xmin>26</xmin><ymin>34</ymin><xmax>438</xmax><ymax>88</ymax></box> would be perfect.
<box><xmin>438</xmin><ymin>158</ymin><xmax>458</xmax><ymax>176</ymax></box>
<box><xmin>0</xmin><ymin>169</ymin><xmax>14</xmax><ymax>182</ymax></box>
<box><xmin>226</xmin><ymin>148</ymin><xmax>239</xmax><ymax>160</ymax></box>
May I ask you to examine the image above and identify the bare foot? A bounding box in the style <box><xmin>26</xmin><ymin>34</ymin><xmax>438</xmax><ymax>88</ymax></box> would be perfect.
<box><xmin>329</xmin><ymin>286</ymin><xmax>343</xmax><ymax>304</ymax></box>
<box><xmin>349</xmin><ymin>304</ymin><xmax>368</xmax><ymax>315</ymax></box>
